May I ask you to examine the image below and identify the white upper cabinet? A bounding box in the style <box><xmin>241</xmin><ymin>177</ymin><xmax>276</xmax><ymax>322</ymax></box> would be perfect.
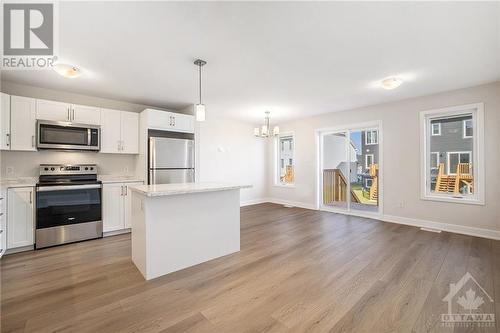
<box><xmin>71</xmin><ymin>104</ymin><xmax>100</xmax><ymax>125</ymax></box>
<box><xmin>100</xmin><ymin>108</ymin><xmax>122</xmax><ymax>153</ymax></box>
<box><xmin>0</xmin><ymin>93</ymin><xmax>11</xmax><ymax>150</ymax></box>
<box><xmin>101</xmin><ymin>109</ymin><xmax>139</xmax><ymax>154</ymax></box>
<box><xmin>36</xmin><ymin>99</ymin><xmax>71</xmax><ymax>122</ymax></box>
<box><xmin>10</xmin><ymin>96</ymin><xmax>36</xmax><ymax>151</ymax></box>
<box><xmin>121</xmin><ymin>112</ymin><xmax>139</xmax><ymax>154</ymax></box>
<box><xmin>145</xmin><ymin>109</ymin><xmax>194</xmax><ymax>133</ymax></box>
<box><xmin>36</xmin><ymin>99</ymin><xmax>101</xmax><ymax>125</ymax></box>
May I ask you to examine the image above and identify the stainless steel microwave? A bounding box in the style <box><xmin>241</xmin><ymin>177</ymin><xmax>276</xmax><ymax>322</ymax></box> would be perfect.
<box><xmin>37</xmin><ymin>120</ymin><xmax>100</xmax><ymax>151</ymax></box>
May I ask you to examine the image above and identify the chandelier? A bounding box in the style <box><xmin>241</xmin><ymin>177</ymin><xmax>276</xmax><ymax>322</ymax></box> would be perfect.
<box><xmin>254</xmin><ymin>111</ymin><xmax>279</xmax><ymax>138</ymax></box>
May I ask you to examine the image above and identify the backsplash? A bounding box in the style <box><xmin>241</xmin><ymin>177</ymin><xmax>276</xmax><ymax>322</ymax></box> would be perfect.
<box><xmin>0</xmin><ymin>151</ymin><xmax>137</xmax><ymax>178</ymax></box>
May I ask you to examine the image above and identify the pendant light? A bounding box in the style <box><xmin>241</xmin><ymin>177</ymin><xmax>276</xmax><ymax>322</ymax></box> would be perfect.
<box><xmin>194</xmin><ymin>59</ymin><xmax>207</xmax><ymax>121</ymax></box>
<box><xmin>254</xmin><ymin>111</ymin><xmax>279</xmax><ymax>138</ymax></box>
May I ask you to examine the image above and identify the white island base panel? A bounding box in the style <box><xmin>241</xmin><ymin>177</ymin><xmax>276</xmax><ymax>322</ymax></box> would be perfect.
<box><xmin>131</xmin><ymin>188</ymin><xmax>240</xmax><ymax>280</ymax></box>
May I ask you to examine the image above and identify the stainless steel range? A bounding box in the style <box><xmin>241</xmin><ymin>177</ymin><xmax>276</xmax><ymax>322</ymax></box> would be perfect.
<box><xmin>35</xmin><ymin>164</ymin><xmax>103</xmax><ymax>249</ymax></box>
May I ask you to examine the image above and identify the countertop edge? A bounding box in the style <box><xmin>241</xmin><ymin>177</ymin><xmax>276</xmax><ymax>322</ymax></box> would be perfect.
<box><xmin>129</xmin><ymin>184</ymin><xmax>252</xmax><ymax>197</ymax></box>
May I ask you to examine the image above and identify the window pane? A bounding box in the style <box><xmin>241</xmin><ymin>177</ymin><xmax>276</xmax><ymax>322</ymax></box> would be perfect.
<box><xmin>430</xmin><ymin>153</ymin><xmax>438</xmax><ymax>168</ymax></box>
<box><xmin>428</xmin><ymin>113</ymin><xmax>474</xmax><ymax>196</ymax></box>
<box><xmin>465</xmin><ymin>120</ymin><xmax>473</xmax><ymax>137</ymax></box>
<box><xmin>278</xmin><ymin>136</ymin><xmax>294</xmax><ymax>184</ymax></box>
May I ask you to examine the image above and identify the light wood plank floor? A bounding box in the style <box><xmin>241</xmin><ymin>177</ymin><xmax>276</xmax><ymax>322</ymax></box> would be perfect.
<box><xmin>1</xmin><ymin>203</ymin><xmax>499</xmax><ymax>332</ymax></box>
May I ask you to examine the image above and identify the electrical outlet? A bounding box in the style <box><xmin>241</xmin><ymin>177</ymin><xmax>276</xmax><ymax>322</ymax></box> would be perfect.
<box><xmin>6</xmin><ymin>166</ymin><xmax>14</xmax><ymax>177</ymax></box>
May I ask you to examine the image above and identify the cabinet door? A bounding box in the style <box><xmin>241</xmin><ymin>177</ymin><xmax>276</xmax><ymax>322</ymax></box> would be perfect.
<box><xmin>100</xmin><ymin>108</ymin><xmax>122</xmax><ymax>153</ymax></box>
<box><xmin>171</xmin><ymin>113</ymin><xmax>195</xmax><ymax>133</ymax></box>
<box><xmin>146</xmin><ymin>109</ymin><xmax>174</xmax><ymax>130</ymax></box>
<box><xmin>71</xmin><ymin>104</ymin><xmax>101</xmax><ymax>125</ymax></box>
<box><xmin>123</xmin><ymin>182</ymin><xmax>143</xmax><ymax>229</ymax></box>
<box><xmin>0</xmin><ymin>93</ymin><xmax>11</xmax><ymax>150</ymax></box>
<box><xmin>102</xmin><ymin>183</ymin><xmax>124</xmax><ymax>232</ymax></box>
<box><xmin>121</xmin><ymin>111</ymin><xmax>139</xmax><ymax>154</ymax></box>
<box><xmin>0</xmin><ymin>189</ymin><xmax>7</xmax><ymax>257</ymax></box>
<box><xmin>36</xmin><ymin>99</ymin><xmax>71</xmax><ymax>122</ymax></box>
<box><xmin>10</xmin><ymin>96</ymin><xmax>37</xmax><ymax>151</ymax></box>
<box><xmin>7</xmin><ymin>187</ymin><xmax>34</xmax><ymax>249</ymax></box>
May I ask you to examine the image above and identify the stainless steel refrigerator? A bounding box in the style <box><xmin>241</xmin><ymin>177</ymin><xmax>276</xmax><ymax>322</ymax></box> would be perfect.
<box><xmin>149</xmin><ymin>137</ymin><xmax>195</xmax><ymax>184</ymax></box>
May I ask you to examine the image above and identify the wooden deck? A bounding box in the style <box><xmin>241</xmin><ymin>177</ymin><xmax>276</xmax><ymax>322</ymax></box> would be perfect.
<box><xmin>1</xmin><ymin>203</ymin><xmax>499</xmax><ymax>332</ymax></box>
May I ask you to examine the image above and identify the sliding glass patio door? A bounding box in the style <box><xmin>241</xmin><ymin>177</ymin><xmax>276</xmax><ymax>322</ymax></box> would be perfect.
<box><xmin>320</xmin><ymin>125</ymin><xmax>381</xmax><ymax>214</ymax></box>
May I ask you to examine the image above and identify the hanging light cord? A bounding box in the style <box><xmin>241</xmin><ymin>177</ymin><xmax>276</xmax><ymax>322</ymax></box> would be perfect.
<box><xmin>199</xmin><ymin>64</ymin><xmax>202</xmax><ymax>105</ymax></box>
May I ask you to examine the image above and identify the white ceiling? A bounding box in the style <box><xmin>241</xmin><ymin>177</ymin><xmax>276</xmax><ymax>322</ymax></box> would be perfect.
<box><xmin>2</xmin><ymin>1</ymin><xmax>499</xmax><ymax>123</ymax></box>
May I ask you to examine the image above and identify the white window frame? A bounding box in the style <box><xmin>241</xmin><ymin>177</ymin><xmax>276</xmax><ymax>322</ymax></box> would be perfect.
<box><xmin>275</xmin><ymin>133</ymin><xmax>295</xmax><ymax>187</ymax></box>
<box><xmin>430</xmin><ymin>152</ymin><xmax>440</xmax><ymax>170</ymax></box>
<box><xmin>365</xmin><ymin>130</ymin><xmax>378</xmax><ymax>145</ymax></box>
<box><xmin>463</xmin><ymin>119</ymin><xmax>473</xmax><ymax>139</ymax></box>
<box><xmin>420</xmin><ymin>103</ymin><xmax>484</xmax><ymax>205</ymax></box>
<box><xmin>446</xmin><ymin>151</ymin><xmax>472</xmax><ymax>175</ymax></box>
<box><xmin>365</xmin><ymin>154</ymin><xmax>374</xmax><ymax>169</ymax></box>
<box><xmin>365</xmin><ymin>178</ymin><xmax>373</xmax><ymax>188</ymax></box>
<box><xmin>431</xmin><ymin>123</ymin><xmax>441</xmax><ymax>136</ymax></box>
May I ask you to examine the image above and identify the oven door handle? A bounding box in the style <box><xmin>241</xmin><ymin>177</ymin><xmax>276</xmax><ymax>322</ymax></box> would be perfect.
<box><xmin>37</xmin><ymin>184</ymin><xmax>102</xmax><ymax>192</ymax></box>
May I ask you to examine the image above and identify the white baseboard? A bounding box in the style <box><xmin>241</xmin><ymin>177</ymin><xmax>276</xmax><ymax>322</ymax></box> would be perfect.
<box><xmin>382</xmin><ymin>214</ymin><xmax>500</xmax><ymax>241</ymax></box>
<box><xmin>103</xmin><ymin>228</ymin><xmax>131</xmax><ymax>237</ymax></box>
<box><xmin>240</xmin><ymin>198</ymin><xmax>270</xmax><ymax>207</ymax></box>
<box><xmin>248</xmin><ymin>198</ymin><xmax>500</xmax><ymax>241</ymax></box>
<box><xmin>267</xmin><ymin>198</ymin><xmax>317</xmax><ymax>210</ymax></box>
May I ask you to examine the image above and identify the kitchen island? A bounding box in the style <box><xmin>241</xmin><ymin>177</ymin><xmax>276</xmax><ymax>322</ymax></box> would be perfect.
<box><xmin>129</xmin><ymin>182</ymin><xmax>251</xmax><ymax>280</ymax></box>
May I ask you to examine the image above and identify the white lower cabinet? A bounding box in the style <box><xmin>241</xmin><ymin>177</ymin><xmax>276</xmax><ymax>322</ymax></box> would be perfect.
<box><xmin>0</xmin><ymin>189</ymin><xmax>6</xmax><ymax>257</ymax></box>
<box><xmin>103</xmin><ymin>181</ymin><xmax>142</xmax><ymax>232</ymax></box>
<box><xmin>7</xmin><ymin>187</ymin><xmax>34</xmax><ymax>249</ymax></box>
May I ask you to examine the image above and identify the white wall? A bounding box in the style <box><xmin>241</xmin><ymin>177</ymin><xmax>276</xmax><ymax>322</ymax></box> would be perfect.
<box><xmin>196</xmin><ymin>118</ymin><xmax>267</xmax><ymax>205</ymax></box>
<box><xmin>267</xmin><ymin>82</ymin><xmax>500</xmax><ymax>234</ymax></box>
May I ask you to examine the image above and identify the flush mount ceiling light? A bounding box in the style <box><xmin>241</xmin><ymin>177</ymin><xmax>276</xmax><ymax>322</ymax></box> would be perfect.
<box><xmin>380</xmin><ymin>76</ymin><xmax>403</xmax><ymax>90</ymax></box>
<box><xmin>254</xmin><ymin>111</ymin><xmax>279</xmax><ymax>138</ymax></box>
<box><xmin>194</xmin><ymin>59</ymin><xmax>207</xmax><ymax>122</ymax></box>
<box><xmin>53</xmin><ymin>63</ymin><xmax>82</xmax><ymax>79</ymax></box>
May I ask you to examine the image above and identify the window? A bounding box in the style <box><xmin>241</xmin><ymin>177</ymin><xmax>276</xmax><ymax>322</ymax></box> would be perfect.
<box><xmin>365</xmin><ymin>178</ymin><xmax>373</xmax><ymax>188</ymax></box>
<box><xmin>447</xmin><ymin>152</ymin><xmax>471</xmax><ymax>175</ymax></box>
<box><xmin>276</xmin><ymin>134</ymin><xmax>294</xmax><ymax>185</ymax></box>
<box><xmin>431</xmin><ymin>123</ymin><xmax>441</xmax><ymax>136</ymax></box>
<box><xmin>365</xmin><ymin>130</ymin><xmax>378</xmax><ymax>145</ymax></box>
<box><xmin>365</xmin><ymin>154</ymin><xmax>374</xmax><ymax>169</ymax></box>
<box><xmin>463</xmin><ymin>119</ymin><xmax>473</xmax><ymax>138</ymax></box>
<box><xmin>430</xmin><ymin>152</ymin><xmax>440</xmax><ymax>170</ymax></box>
<box><xmin>421</xmin><ymin>103</ymin><xmax>484</xmax><ymax>204</ymax></box>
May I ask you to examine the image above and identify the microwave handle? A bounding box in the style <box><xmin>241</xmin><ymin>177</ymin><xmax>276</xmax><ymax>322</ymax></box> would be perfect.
<box><xmin>87</xmin><ymin>129</ymin><xmax>91</xmax><ymax>146</ymax></box>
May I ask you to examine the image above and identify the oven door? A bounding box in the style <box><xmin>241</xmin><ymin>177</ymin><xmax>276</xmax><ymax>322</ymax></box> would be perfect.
<box><xmin>37</xmin><ymin>121</ymin><xmax>100</xmax><ymax>151</ymax></box>
<box><xmin>36</xmin><ymin>184</ymin><xmax>102</xmax><ymax>229</ymax></box>
<box><xmin>36</xmin><ymin>184</ymin><xmax>102</xmax><ymax>249</ymax></box>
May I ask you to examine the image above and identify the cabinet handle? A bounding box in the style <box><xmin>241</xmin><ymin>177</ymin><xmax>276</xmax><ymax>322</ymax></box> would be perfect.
<box><xmin>30</xmin><ymin>191</ymin><xmax>32</xmax><ymax>204</ymax></box>
<box><xmin>72</xmin><ymin>109</ymin><xmax>75</xmax><ymax>121</ymax></box>
<box><xmin>124</xmin><ymin>186</ymin><xmax>127</xmax><ymax>196</ymax></box>
<box><xmin>67</xmin><ymin>108</ymin><xmax>70</xmax><ymax>121</ymax></box>
<box><xmin>6</xmin><ymin>133</ymin><xmax>10</xmax><ymax>146</ymax></box>
<box><xmin>172</xmin><ymin>117</ymin><xmax>175</xmax><ymax>126</ymax></box>
<box><xmin>32</xmin><ymin>135</ymin><xmax>35</xmax><ymax>147</ymax></box>
<box><xmin>120</xmin><ymin>186</ymin><xmax>124</xmax><ymax>196</ymax></box>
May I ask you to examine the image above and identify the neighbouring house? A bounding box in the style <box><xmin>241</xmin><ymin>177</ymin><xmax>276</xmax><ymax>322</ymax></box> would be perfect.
<box><xmin>359</xmin><ymin>130</ymin><xmax>379</xmax><ymax>193</ymax></box>
<box><xmin>429</xmin><ymin>115</ymin><xmax>473</xmax><ymax>191</ymax></box>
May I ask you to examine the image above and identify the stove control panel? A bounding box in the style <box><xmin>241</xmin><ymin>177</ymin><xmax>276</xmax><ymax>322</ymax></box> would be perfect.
<box><xmin>40</xmin><ymin>164</ymin><xmax>98</xmax><ymax>175</ymax></box>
